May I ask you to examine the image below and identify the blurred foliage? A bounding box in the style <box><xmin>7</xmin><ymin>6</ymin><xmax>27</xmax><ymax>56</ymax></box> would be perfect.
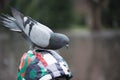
<box><xmin>74</xmin><ymin>13</ymin><xmax>86</xmax><ymax>26</ymax></box>
<box><xmin>3</xmin><ymin>0</ymin><xmax>73</xmax><ymax>30</ymax></box>
<box><xmin>102</xmin><ymin>0</ymin><xmax>120</xmax><ymax>29</ymax></box>
<box><xmin>3</xmin><ymin>0</ymin><xmax>120</xmax><ymax>30</ymax></box>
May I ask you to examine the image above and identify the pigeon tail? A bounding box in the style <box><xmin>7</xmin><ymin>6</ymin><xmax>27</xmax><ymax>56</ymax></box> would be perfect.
<box><xmin>0</xmin><ymin>14</ymin><xmax>21</xmax><ymax>32</ymax></box>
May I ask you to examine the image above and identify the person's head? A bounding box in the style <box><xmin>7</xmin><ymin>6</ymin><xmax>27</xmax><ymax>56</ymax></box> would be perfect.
<box><xmin>18</xmin><ymin>49</ymin><xmax>72</xmax><ymax>80</ymax></box>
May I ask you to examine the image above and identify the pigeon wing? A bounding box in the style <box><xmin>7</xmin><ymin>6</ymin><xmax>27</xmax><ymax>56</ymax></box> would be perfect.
<box><xmin>11</xmin><ymin>7</ymin><xmax>24</xmax><ymax>30</ymax></box>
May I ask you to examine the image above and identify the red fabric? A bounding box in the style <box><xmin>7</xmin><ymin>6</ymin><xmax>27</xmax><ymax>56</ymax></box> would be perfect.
<box><xmin>33</xmin><ymin>51</ymin><xmax>48</xmax><ymax>67</ymax></box>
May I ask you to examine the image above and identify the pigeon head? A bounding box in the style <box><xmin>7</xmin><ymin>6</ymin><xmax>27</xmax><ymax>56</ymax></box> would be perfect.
<box><xmin>47</xmin><ymin>33</ymin><xmax>70</xmax><ymax>50</ymax></box>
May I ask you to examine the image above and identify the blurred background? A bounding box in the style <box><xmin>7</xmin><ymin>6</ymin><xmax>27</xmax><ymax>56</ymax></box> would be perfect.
<box><xmin>0</xmin><ymin>0</ymin><xmax>120</xmax><ymax>80</ymax></box>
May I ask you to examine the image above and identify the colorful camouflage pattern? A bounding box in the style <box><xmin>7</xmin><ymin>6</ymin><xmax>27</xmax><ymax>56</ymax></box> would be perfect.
<box><xmin>17</xmin><ymin>49</ymin><xmax>72</xmax><ymax>80</ymax></box>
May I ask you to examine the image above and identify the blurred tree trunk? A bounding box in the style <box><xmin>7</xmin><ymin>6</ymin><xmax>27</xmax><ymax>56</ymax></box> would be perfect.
<box><xmin>86</xmin><ymin>1</ymin><xmax>106</xmax><ymax>80</ymax></box>
<box><xmin>87</xmin><ymin>0</ymin><xmax>105</xmax><ymax>31</ymax></box>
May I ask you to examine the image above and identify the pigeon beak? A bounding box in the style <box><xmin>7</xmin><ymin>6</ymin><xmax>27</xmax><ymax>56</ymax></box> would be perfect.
<box><xmin>65</xmin><ymin>44</ymin><xmax>69</xmax><ymax>49</ymax></box>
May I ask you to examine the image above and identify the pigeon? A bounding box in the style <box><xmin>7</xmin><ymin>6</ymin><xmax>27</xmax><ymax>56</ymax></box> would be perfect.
<box><xmin>0</xmin><ymin>8</ymin><xmax>70</xmax><ymax>50</ymax></box>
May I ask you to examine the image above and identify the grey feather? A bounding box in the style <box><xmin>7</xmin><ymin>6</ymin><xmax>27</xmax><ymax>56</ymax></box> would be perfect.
<box><xmin>0</xmin><ymin>14</ymin><xmax>21</xmax><ymax>32</ymax></box>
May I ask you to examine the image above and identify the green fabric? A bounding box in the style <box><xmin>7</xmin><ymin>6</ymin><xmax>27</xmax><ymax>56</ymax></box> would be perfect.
<box><xmin>17</xmin><ymin>50</ymin><xmax>48</xmax><ymax>80</ymax></box>
<box><xmin>29</xmin><ymin>69</ymin><xmax>37</xmax><ymax>79</ymax></box>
